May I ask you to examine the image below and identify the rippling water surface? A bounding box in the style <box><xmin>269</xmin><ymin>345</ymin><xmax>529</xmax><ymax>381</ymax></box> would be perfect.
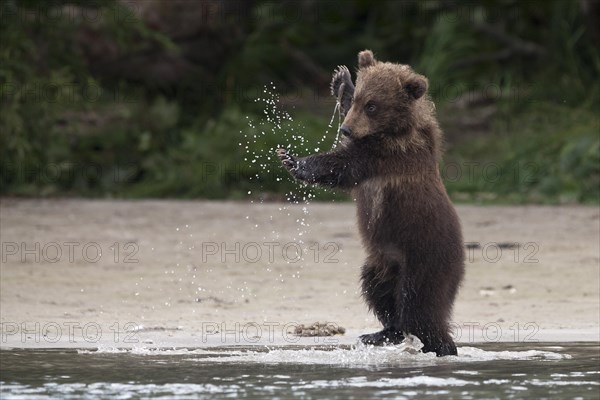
<box><xmin>1</xmin><ymin>342</ymin><xmax>598</xmax><ymax>399</ymax></box>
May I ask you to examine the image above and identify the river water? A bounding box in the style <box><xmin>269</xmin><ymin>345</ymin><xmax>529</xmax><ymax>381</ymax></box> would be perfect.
<box><xmin>1</xmin><ymin>342</ymin><xmax>598</xmax><ymax>399</ymax></box>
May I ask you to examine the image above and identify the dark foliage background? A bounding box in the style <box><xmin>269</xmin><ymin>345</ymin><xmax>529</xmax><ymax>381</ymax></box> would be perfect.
<box><xmin>1</xmin><ymin>0</ymin><xmax>598</xmax><ymax>203</ymax></box>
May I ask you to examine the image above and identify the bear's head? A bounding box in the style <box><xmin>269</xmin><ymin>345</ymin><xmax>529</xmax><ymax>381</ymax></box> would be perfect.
<box><xmin>340</xmin><ymin>50</ymin><xmax>431</xmax><ymax>146</ymax></box>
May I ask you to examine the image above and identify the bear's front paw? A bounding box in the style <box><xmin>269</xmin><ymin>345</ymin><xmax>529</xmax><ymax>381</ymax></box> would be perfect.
<box><xmin>330</xmin><ymin>65</ymin><xmax>354</xmax><ymax>116</ymax></box>
<box><xmin>276</xmin><ymin>148</ymin><xmax>297</xmax><ymax>170</ymax></box>
<box><xmin>330</xmin><ymin>65</ymin><xmax>351</xmax><ymax>97</ymax></box>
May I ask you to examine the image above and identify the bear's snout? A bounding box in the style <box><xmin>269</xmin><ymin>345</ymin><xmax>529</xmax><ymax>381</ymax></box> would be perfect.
<box><xmin>340</xmin><ymin>125</ymin><xmax>352</xmax><ymax>137</ymax></box>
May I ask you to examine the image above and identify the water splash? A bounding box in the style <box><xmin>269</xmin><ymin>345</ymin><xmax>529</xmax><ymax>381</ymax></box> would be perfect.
<box><xmin>330</xmin><ymin>100</ymin><xmax>342</xmax><ymax>149</ymax></box>
<box><xmin>82</xmin><ymin>344</ymin><xmax>571</xmax><ymax>366</ymax></box>
<box><xmin>243</xmin><ymin>84</ymin><xmax>341</xmax><ymax>261</ymax></box>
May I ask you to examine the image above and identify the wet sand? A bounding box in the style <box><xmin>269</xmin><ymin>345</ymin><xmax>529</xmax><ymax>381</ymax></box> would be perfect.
<box><xmin>1</xmin><ymin>199</ymin><xmax>598</xmax><ymax>348</ymax></box>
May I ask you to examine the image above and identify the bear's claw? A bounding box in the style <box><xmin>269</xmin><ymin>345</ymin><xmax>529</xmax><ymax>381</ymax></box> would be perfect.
<box><xmin>276</xmin><ymin>148</ymin><xmax>297</xmax><ymax>170</ymax></box>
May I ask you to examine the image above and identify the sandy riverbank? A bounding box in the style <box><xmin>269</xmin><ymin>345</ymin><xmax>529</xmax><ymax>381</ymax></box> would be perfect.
<box><xmin>1</xmin><ymin>199</ymin><xmax>598</xmax><ymax>348</ymax></box>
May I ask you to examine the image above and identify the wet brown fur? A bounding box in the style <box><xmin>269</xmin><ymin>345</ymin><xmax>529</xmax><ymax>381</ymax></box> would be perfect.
<box><xmin>277</xmin><ymin>50</ymin><xmax>464</xmax><ymax>356</ymax></box>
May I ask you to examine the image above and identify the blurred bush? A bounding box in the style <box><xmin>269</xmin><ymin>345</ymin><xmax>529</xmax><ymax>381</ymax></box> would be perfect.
<box><xmin>0</xmin><ymin>0</ymin><xmax>598</xmax><ymax>203</ymax></box>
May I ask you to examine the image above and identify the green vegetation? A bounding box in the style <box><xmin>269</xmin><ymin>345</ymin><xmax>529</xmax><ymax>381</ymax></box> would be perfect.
<box><xmin>1</xmin><ymin>0</ymin><xmax>598</xmax><ymax>203</ymax></box>
<box><xmin>444</xmin><ymin>106</ymin><xmax>599</xmax><ymax>203</ymax></box>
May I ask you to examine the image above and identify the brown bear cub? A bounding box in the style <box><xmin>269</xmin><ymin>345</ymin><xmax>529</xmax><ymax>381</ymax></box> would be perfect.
<box><xmin>276</xmin><ymin>50</ymin><xmax>464</xmax><ymax>356</ymax></box>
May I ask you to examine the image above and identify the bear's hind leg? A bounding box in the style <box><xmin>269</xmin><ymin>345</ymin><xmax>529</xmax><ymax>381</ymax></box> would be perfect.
<box><xmin>403</xmin><ymin>309</ymin><xmax>457</xmax><ymax>356</ymax></box>
<box><xmin>398</xmin><ymin>276</ymin><xmax>459</xmax><ymax>357</ymax></box>
<box><xmin>360</xmin><ymin>262</ymin><xmax>404</xmax><ymax>346</ymax></box>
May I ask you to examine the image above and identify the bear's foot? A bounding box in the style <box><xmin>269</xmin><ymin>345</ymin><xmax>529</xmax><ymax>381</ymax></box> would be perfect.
<box><xmin>422</xmin><ymin>340</ymin><xmax>458</xmax><ymax>357</ymax></box>
<box><xmin>359</xmin><ymin>328</ymin><xmax>405</xmax><ymax>346</ymax></box>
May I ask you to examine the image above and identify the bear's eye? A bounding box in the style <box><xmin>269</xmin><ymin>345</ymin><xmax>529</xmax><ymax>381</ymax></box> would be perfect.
<box><xmin>365</xmin><ymin>103</ymin><xmax>377</xmax><ymax>114</ymax></box>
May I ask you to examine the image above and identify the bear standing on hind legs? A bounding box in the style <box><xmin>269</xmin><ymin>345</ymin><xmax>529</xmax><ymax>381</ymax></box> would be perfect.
<box><xmin>276</xmin><ymin>50</ymin><xmax>465</xmax><ymax>357</ymax></box>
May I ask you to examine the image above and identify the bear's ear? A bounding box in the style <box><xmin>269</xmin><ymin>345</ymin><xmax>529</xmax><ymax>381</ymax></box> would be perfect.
<box><xmin>358</xmin><ymin>50</ymin><xmax>376</xmax><ymax>68</ymax></box>
<box><xmin>404</xmin><ymin>76</ymin><xmax>428</xmax><ymax>100</ymax></box>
